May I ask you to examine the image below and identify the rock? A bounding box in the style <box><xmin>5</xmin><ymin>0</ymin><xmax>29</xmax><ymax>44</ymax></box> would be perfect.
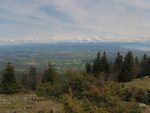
<box><xmin>139</xmin><ymin>103</ymin><xmax>147</xmax><ymax>107</ymax></box>
<box><xmin>49</xmin><ymin>108</ymin><xmax>55</xmax><ymax>113</ymax></box>
<box><xmin>23</xmin><ymin>97</ymin><xmax>29</xmax><ymax>102</ymax></box>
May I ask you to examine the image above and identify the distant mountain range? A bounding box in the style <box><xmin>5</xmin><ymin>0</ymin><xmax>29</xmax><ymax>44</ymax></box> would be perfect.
<box><xmin>0</xmin><ymin>41</ymin><xmax>150</xmax><ymax>51</ymax></box>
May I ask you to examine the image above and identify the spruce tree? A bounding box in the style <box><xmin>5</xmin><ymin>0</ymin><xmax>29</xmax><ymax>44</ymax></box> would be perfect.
<box><xmin>118</xmin><ymin>51</ymin><xmax>134</xmax><ymax>82</ymax></box>
<box><xmin>92</xmin><ymin>51</ymin><xmax>102</xmax><ymax>76</ymax></box>
<box><xmin>101</xmin><ymin>51</ymin><xmax>109</xmax><ymax>79</ymax></box>
<box><xmin>1</xmin><ymin>63</ymin><xmax>19</xmax><ymax>94</ymax></box>
<box><xmin>85</xmin><ymin>62</ymin><xmax>92</xmax><ymax>74</ymax></box>
<box><xmin>115</xmin><ymin>51</ymin><xmax>123</xmax><ymax>69</ymax></box>
<box><xmin>134</xmin><ymin>56</ymin><xmax>140</xmax><ymax>78</ymax></box>
<box><xmin>28</xmin><ymin>66</ymin><xmax>37</xmax><ymax>90</ymax></box>
<box><xmin>135</xmin><ymin>56</ymin><xmax>139</xmax><ymax>64</ymax></box>
<box><xmin>42</xmin><ymin>62</ymin><xmax>55</xmax><ymax>85</ymax></box>
<box><xmin>141</xmin><ymin>54</ymin><xmax>148</xmax><ymax>76</ymax></box>
<box><xmin>21</xmin><ymin>73</ymin><xmax>27</xmax><ymax>88</ymax></box>
<box><xmin>147</xmin><ymin>57</ymin><xmax>150</xmax><ymax>76</ymax></box>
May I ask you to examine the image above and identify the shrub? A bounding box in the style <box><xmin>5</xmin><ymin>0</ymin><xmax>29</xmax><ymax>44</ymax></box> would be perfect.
<box><xmin>122</xmin><ymin>87</ymin><xmax>148</xmax><ymax>104</ymax></box>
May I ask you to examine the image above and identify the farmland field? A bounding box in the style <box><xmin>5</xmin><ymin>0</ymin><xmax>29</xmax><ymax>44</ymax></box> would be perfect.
<box><xmin>0</xmin><ymin>42</ymin><xmax>149</xmax><ymax>74</ymax></box>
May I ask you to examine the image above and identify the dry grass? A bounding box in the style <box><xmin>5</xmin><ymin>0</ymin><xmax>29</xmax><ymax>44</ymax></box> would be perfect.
<box><xmin>0</xmin><ymin>92</ymin><xmax>63</xmax><ymax>113</ymax></box>
<box><xmin>124</xmin><ymin>77</ymin><xmax>150</xmax><ymax>90</ymax></box>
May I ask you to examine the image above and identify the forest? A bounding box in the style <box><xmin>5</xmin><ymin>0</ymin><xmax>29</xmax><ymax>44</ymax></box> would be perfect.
<box><xmin>0</xmin><ymin>51</ymin><xmax>150</xmax><ymax>113</ymax></box>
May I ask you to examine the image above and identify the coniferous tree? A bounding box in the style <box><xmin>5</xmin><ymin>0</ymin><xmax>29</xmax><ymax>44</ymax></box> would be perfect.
<box><xmin>141</xmin><ymin>54</ymin><xmax>148</xmax><ymax>77</ymax></box>
<box><xmin>101</xmin><ymin>51</ymin><xmax>109</xmax><ymax>79</ymax></box>
<box><xmin>28</xmin><ymin>66</ymin><xmax>37</xmax><ymax>90</ymax></box>
<box><xmin>1</xmin><ymin>63</ymin><xmax>19</xmax><ymax>94</ymax></box>
<box><xmin>21</xmin><ymin>73</ymin><xmax>27</xmax><ymax>88</ymax></box>
<box><xmin>92</xmin><ymin>51</ymin><xmax>102</xmax><ymax>76</ymax></box>
<box><xmin>147</xmin><ymin>57</ymin><xmax>150</xmax><ymax>76</ymax></box>
<box><xmin>115</xmin><ymin>51</ymin><xmax>123</xmax><ymax>69</ymax></box>
<box><xmin>114</xmin><ymin>52</ymin><xmax>123</xmax><ymax>81</ymax></box>
<box><xmin>118</xmin><ymin>51</ymin><xmax>134</xmax><ymax>82</ymax></box>
<box><xmin>85</xmin><ymin>62</ymin><xmax>92</xmax><ymax>74</ymax></box>
<box><xmin>42</xmin><ymin>62</ymin><xmax>55</xmax><ymax>85</ymax></box>
<box><xmin>135</xmin><ymin>56</ymin><xmax>140</xmax><ymax>64</ymax></box>
<box><xmin>134</xmin><ymin>56</ymin><xmax>140</xmax><ymax>78</ymax></box>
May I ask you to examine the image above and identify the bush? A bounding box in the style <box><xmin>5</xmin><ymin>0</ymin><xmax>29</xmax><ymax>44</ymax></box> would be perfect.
<box><xmin>37</xmin><ymin>71</ymin><xmax>144</xmax><ymax>113</ymax></box>
<box><xmin>0</xmin><ymin>83</ymin><xmax>20</xmax><ymax>94</ymax></box>
<box><xmin>63</xmin><ymin>94</ymin><xmax>84</xmax><ymax>113</ymax></box>
<box><xmin>37</xmin><ymin>79</ymin><xmax>69</xmax><ymax>97</ymax></box>
<box><xmin>122</xmin><ymin>87</ymin><xmax>148</xmax><ymax>104</ymax></box>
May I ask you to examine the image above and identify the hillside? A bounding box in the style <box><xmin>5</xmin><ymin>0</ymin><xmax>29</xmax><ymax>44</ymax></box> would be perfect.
<box><xmin>1</xmin><ymin>78</ymin><xmax>150</xmax><ymax>113</ymax></box>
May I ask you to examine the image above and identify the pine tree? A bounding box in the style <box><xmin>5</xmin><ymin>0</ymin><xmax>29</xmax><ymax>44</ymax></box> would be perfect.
<box><xmin>1</xmin><ymin>63</ymin><xmax>19</xmax><ymax>94</ymax></box>
<box><xmin>92</xmin><ymin>51</ymin><xmax>102</xmax><ymax>76</ymax></box>
<box><xmin>28</xmin><ymin>66</ymin><xmax>37</xmax><ymax>90</ymax></box>
<box><xmin>118</xmin><ymin>51</ymin><xmax>134</xmax><ymax>82</ymax></box>
<box><xmin>42</xmin><ymin>62</ymin><xmax>55</xmax><ymax>85</ymax></box>
<box><xmin>85</xmin><ymin>62</ymin><xmax>92</xmax><ymax>74</ymax></box>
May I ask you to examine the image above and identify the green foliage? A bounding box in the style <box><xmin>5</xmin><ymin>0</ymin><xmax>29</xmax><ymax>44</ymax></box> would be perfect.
<box><xmin>42</xmin><ymin>62</ymin><xmax>56</xmax><ymax>85</ymax></box>
<box><xmin>92</xmin><ymin>51</ymin><xmax>102</xmax><ymax>76</ymax></box>
<box><xmin>101</xmin><ymin>52</ymin><xmax>109</xmax><ymax>79</ymax></box>
<box><xmin>90</xmin><ymin>51</ymin><xmax>109</xmax><ymax>80</ymax></box>
<box><xmin>0</xmin><ymin>63</ymin><xmax>19</xmax><ymax>94</ymax></box>
<box><xmin>141</xmin><ymin>54</ymin><xmax>148</xmax><ymax>77</ymax></box>
<box><xmin>37</xmin><ymin>66</ymin><xmax>144</xmax><ymax>113</ymax></box>
<box><xmin>147</xmin><ymin>57</ymin><xmax>150</xmax><ymax>76</ymax></box>
<box><xmin>115</xmin><ymin>51</ymin><xmax>123</xmax><ymax>77</ymax></box>
<box><xmin>37</xmin><ymin>74</ymin><xmax>69</xmax><ymax>97</ymax></box>
<box><xmin>85</xmin><ymin>62</ymin><xmax>92</xmax><ymax>74</ymax></box>
<box><xmin>118</xmin><ymin>51</ymin><xmax>135</xmax><ymax>82</ymax></box>
<box><xmin>28</xmin><ymin>66</ymin><xmax>37</xmax><ymax>90</ymax></box>
<box><xmin>122</xmin><ymin>87</ymin><xmax>149</xmax><ymax>104</ymax></box>
<box><xmin>63</xmin><ymin>94</ymin><xmax>84</xmax><ymax>113</ymax></box>
<box><xmin>61</xmin><ymin>81</ymin><xmax>143</xmax><ymax>113</ymax></box>
<box><xmin>65</xmin><ymin>71</ymin><xmax>97</xmax><ymax>98</ymax></box>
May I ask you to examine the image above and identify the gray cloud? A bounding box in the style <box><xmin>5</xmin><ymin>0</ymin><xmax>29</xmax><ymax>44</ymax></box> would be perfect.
<box><xmin>0</xmin><ymin>0</ymin><xmax>150</xmax><ymax>42</ymax></box>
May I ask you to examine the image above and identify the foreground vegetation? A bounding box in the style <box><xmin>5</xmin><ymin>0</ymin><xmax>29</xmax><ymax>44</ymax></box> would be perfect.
<box><xmin>1</xmin><ymin>78</ymin><xmax>150</xmax><ymax>113</ymax></box>
<box><xmin>0</xmin><ymin>51</ymin><xmax>150</xmax><ymax>113</ymax></box>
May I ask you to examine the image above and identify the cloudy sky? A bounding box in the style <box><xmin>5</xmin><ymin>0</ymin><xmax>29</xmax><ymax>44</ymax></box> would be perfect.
<box><xmin>0</xmin><ymin>0</ymin><xmax>150</xmax><ymax>42</ymax></box>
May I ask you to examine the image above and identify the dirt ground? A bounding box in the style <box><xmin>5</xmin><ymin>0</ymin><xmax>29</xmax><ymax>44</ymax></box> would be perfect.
<box><xmin>144</xmin><ymin>106</ymin><xmax>150</xmax><ymax>113</ymax></box>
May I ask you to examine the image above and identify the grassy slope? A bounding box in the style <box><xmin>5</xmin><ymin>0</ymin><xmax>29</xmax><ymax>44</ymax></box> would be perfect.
<box><xmin>0</xmin><ymin>92</ymin><xmax>63</xmax><ymax>113</ymax></box>
<box><xmin>124</xmin><ymin>77</ymin><xmax>150</xmax><ymax>90</ymax></box>
<box><xmin>0</xmin><ymin>78</ymin><xmax>150</xmax><ymax>113</ymax></box>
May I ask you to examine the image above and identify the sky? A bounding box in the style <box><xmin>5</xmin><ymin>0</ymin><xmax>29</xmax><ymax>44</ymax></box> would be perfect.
<box><xmin>0</xmin><ymin>0</ymin><xmax>150</xmax><ymax>43</ymax></box>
